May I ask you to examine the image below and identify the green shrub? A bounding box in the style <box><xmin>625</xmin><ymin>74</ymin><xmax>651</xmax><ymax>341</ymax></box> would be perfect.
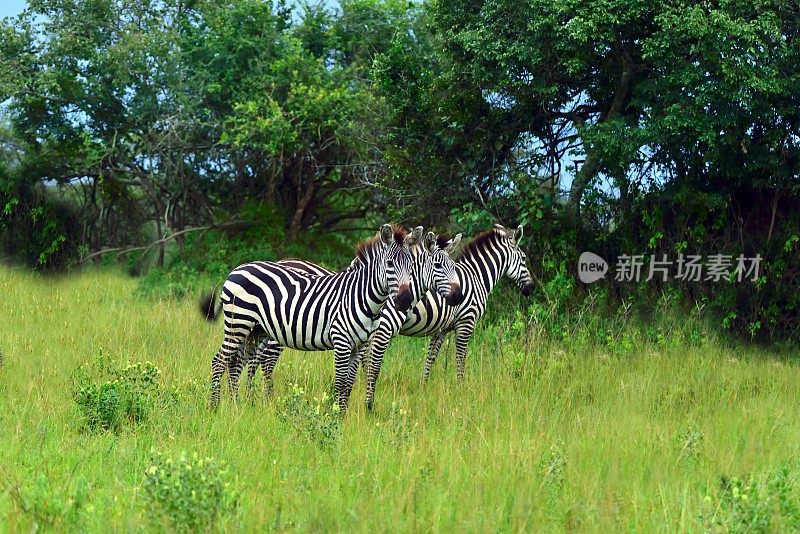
<box><xmin>704</xmin><ymin>465</ymin><xmax>800</xmax><ymax>533</ymax></box>
<box><xmin>0</xmin><ymin>175</ymin><xmax>82</xmax><ymax>270</ymax></box>
<box><xmin>143</xmin><ymin>450</ymin><xmax>238</xmax><ymax>532</ymax></box>
<box><xmin>675</xmin><ymin>425</ymin><xmax>704</xmax><ymax>468</ymax></box>
<box><xmin>277</xmin><ymin>383</ymin><xmax>341</xmax><ymax>447</ymax></box>
<box><xmin>72</xmin><ymin>359</ymin><xmax>163</xmax><ymax>432</ymax></box>
<box><xmin>5</xmin><ymin>474</ymin><xmax>90</xmax><ymax>531</ymax></box>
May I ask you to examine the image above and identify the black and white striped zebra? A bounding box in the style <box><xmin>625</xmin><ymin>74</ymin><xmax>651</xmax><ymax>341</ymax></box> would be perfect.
<box><xmin>364</xmin><ymin>224</ymin><xmax>534</xmax><ymax>407</ymax></box>
<box><xmin>200</xmin><ymin>224</ymin><xmax>422</xmax><ymax>412</ymax></box>
<box><xmin>231</xmin><ymin>225</ymin><xmax>530</xmax><ymax>410</ymax></box>
<box><xmin>227</xmin><ymin>231</ymin><xmax>464</xmax><ymax>404</ymax></box>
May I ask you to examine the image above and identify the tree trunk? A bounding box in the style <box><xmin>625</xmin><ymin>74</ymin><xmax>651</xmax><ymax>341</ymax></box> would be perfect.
<box><xmin>288</xmin><ymin>175</ymin><xmax>317</xmax><ymax>241</ymax></box>
<box><xmin>567</xmin><ymin>64</ymin><xmax>634</xmax><ymax>251</ymax></box>
<box><xmin>154</xmin><ymin>216</ymin><xmax>165</xmax><ymax>267</ymax></box>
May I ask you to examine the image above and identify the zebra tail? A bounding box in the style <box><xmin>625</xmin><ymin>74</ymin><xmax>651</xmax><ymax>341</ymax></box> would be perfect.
<box><xmin>199</xmin><ymin>289</ymin><xmax>221</xmax><ymax>322</ymax></box>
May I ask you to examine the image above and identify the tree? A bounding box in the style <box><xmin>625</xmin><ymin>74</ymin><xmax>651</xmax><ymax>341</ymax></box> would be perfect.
<box><xmin>0</xmin><ymin>0</ymin><xmax>405</xmax><ymax>265</ymax></box>
<box><xmin>375</xmin><ymin>0</ymin><xmax>800</xmax><ymax>237</ymax></box>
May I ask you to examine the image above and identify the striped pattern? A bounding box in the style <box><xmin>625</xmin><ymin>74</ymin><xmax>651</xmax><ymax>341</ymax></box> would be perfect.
<box><xmin>201</xmin><ymin>224</ymin><xmax>422</xmax><ymax>412</ymax></box>
<box><xmin>365</xmin><ymin>224</ymin><xmax>534</xmax><ymax>408</ymax></box>
<box><xmin>228</xmin><ymin>232</ymin><xmax>464</xmax><ymax>406</ymax></box>
<box><xmin>230</xmin><ymin>225</ymin><xmax>532</xmax><ymax>411</ymax></box>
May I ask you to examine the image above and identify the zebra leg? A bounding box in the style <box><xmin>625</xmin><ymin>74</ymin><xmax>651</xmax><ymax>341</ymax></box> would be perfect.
<box><xmin>454</xmin><ymin>322</ymin><xmax>475</xmax><ymax>381</ymax></box>
<box><xmin>333</xmin><ymin>342</ymin><xmax>356</xmax><ymax>413</ymax></box>
<box><xmin>244</xmin><ymin>339</ymin><xmax>267</xmax><ymax>398</ymax></box>
<box><xmin>230</xmin><ymin>337</ymin><xmax>260</xmax><ymax>400</ymax></box>
<box><xmin>211</xmin><ymin>333</ymin><xmax>247</xmax><ymax>409</ymax></box>
<box><xmin>423</xmin><ymin>332</ymin><xmax>446</xmax><ymax>381</ymax></box>
<box><xmin>342</xmin><ymin>347</ymin><xmax>363</xmax><ymax>402</ymax></box>
<box><xmin>364</xmin><ymin>313</ymin><xmax>403</xmax><ymax>410</ymax></box>
<box><xmin>258</xmin><ymin>342</ymin><xmax>284</xmax><ymax>397</ymax></box>
<box><xmin>245</xmin><ymin>355</ymin><xmax>259</xmax><ymax>399</ymax></box>
<box><xmin>227</xmin><ymin>347</ymin><xmax>246</xmax><ymax>401</ymax></box>
<box><xmin>364</xmin><ymin>332</ymin><xmax>392</xmax><ymax>411</ymax></box>
<box><xmin>360</xmin><ymin>343</ymin><xmax>370</xmax><ymax>381</ymax></box>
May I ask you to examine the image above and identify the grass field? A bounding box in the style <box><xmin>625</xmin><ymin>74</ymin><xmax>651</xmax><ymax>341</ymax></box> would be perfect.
<box><xmin>1</xmin><ymin>265</ymin><xmax>800</xmax><ymax>532</ymax></box>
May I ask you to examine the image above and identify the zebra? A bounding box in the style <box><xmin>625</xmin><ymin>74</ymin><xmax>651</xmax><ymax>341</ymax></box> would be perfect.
<box><xmin>200</xmin><ymin>224</ymin><xmax>423</xmax><ymax>412</ymax></box>
<box><xmin>363</xmin><ymin>224</ymin><xmax>534</xmax><ymax>407</ymax></box>
<box><xmin>227</xmin><ymin>231</ymin><xmax>465</xmax><ymax>403</ymax></box>
<box><xmin>233</xmin><ymin>224</ymin><xmax>532</xmax><ymax>411</ymax></box>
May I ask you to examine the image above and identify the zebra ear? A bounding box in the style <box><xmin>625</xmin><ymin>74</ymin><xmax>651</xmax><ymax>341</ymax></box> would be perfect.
<box><xmin>423</xmin><ymin>231</ymin><xmax>436</xmax><ymax>253</ymax></box>
<box><xmin>511</xmin><ymin>225</ymin><xmax>524</xmax><ymax>245</ymax></box>
<box><xmin>445</xmin><ymin>233</ymin><xmax>462</xmax><ymax>255</ymax></box>
<box><xmin>380</xmin><ymin>224</ymin><xmax>394</xmax><ymax>246</ymax></box>
<box><xmin>405</xmin><ymin>226</ymin><xmax>423</xmax><ymax>247</ymax></box>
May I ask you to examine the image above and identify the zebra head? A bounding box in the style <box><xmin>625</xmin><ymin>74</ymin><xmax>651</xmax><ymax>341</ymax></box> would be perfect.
<box><xmin>496</xmin><ymin>224</ymin><xmax>535</xmax><ymax>296</ymax></box>
<box><xmin>418</xmin><ymin>232</ymin><xmax>464</xmax><ymax>306</ymax></box>
<box><xmin>378</xmin><ymin>223</ymin><xmax>422</xmax><ymax>312</ymax></box>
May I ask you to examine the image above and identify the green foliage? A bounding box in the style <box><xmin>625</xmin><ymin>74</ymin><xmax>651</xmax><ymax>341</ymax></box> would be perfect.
<box><xmin>5</xmin><ymin>474</ymin><xmax>90</xmax><ymax>532</ymax></box>
<box><xmin>1</xmin><ymin>0</ymin><xmax>799</xmax><ymax>345</ymax></box>
<box><xmin>136</xmin><ymin>204</ymin><xmax>353</xmax><ymax>299</ymax></box>
<box><xmin>371</xmin><ymin>0</ymin><xmax>800</xmax><ymax>340</ymax></box>
<box><xmin>476</xmin><ymin>277</ymin><xmax>714</xmax><ymax>357</ymax></box>
<box><xmin>0</xmin><ymin>171</ymin><xmax>81</xmax><ymax>269</ymax></box>
<box><xmin>0</xmin><ymin>0</ymin><xmax>393</xmax><ymax>269</ymax></box>
<box><xmin>72</xmin><ymin>357</ymin><xmax>164</xmax><ymax>432</ymax></box>
<box><xmin>143</xmin><ymin>450</ymin><xmax>238</xmax><ymax>532</ymax></box>
<box><xmin>675</xmin><ymin>425</ymin><xmax>704</xmax><ymax>468</ymax></box>
<box><xmin>277</xmin><ymin>383</ymin><xmax>341</xmax><ymax>447</ymax></box>
<box><xmin>704</xmin><ymin>466</ymin><xmax>800</xmax><ymax>533</ymax></box>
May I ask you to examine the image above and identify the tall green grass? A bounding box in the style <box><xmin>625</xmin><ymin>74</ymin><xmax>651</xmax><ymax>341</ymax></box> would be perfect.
<box><xmin>1</xmin><ymin>265</ymin><xmax>799</xmax><ymax>532</ymax></box>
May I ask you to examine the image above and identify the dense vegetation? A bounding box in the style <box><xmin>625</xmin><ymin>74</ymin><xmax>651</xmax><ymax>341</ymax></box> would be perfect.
<box><xmin>1</xmin><ymin>2</ymin><xmax>798</xmax><ymax>530</ymax></box>
<box><xmin>1</xmin><ymin>0</ymin><xmax>799</xmax><ymax>340</ymax></box>
<box><xmin>3</xmin><ymin>265</ymin><xmax>800</xmax><ymax>532</ymax></box>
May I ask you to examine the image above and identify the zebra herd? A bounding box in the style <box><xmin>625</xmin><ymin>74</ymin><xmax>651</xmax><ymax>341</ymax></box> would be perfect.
<box><xmin>200</xmin><ymin>223</ymin><xmax>534</xmax><ymax>413</ymax></box>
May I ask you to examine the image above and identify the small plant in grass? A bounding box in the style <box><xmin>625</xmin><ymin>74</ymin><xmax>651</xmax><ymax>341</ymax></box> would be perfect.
<box><xmin>143</xmin><ymin>450</ymin><xmax>238</xmax><ymax>532</ymax></box>
<box><xmin>675</xmin><ymin>425</ymin><xmax>703</xmax><ymax>468</ymax></box>
<box><xmin>383</xmin><ymin>401</ymin><xmax>417</xmax><ymax>444</ymax></box>
<box><xmin>5</xmin><ymin>474</ymin><xmax>90</xmax><ymax>531</ymax></box>
<box><xmin>72</xmin><ymin>358</ymin><xmax>164</xmax><ymax>432</ymax></box>
<box><xmin>704</xmin><ymin>465</ymin><xmax>800</xmax><ymax>533</ymax></box>
<box><xmin>539</xmin><ymin>441</ymin><xmax>567</xmax><ymax>495</ymax></box>
<box><xmin>539</xmin><ymin>440</ymin><xmax>569</xmax><ymax>523</ymax></box>
<box><xmin>277</xmin><ymin>383</ymin><xmax>340</xmax><ymax>447</ymax></box>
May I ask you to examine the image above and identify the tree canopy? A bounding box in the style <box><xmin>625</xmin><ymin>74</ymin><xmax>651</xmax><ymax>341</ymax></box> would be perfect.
<box><xmin>1</xmin><ymin>0</ymin><xmax>799</xmax><ymax>338</ymax></box>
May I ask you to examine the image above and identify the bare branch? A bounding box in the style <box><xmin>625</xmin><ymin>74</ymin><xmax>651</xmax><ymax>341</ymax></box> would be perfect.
<box><xmin>77</xmin><ymin>218</ymin><xmax>247</xmax><ymax>264</ymax></box>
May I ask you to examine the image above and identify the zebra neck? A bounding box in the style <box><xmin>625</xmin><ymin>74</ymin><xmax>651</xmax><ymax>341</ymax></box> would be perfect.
<box><xmin>457</xmin><ymin>249</ymin><xmax>506</xmax><ymax>295</ymax></box>
<box><xmin>344</xmin><ymin>261</ymin><xmax>389</xmax><ymax>315</ymax></box>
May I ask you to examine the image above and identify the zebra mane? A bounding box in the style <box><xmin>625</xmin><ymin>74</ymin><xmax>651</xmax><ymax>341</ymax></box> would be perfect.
<box><xmin>435</xmin><ymin>234</ymin><xmax>452</xmax><ymax>250</ymax></box>
<box><xmin>455</xmin><ymin>226</ymin><xmax>506</xmax><ymax>261</ymax></box>
<box><xmin>353</xmin><ymin>225</ymin><xmax>408</xmax><ymax>264</ymax></box>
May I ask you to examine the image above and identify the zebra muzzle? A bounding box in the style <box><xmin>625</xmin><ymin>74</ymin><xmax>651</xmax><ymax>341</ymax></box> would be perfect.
<box><xmin>521</xmin><ymin>282</ymin><xmax>534</xmax><ymax>297</ymax></box>
<box><xmin>445</xmin><ymin>283</ymin><xmax>465</xmax><ymax>306</ymax></box>
<box><xmin>394</xmin><ymin>284</ymin><xmax>413</xmax><ymax>312</ymax></box>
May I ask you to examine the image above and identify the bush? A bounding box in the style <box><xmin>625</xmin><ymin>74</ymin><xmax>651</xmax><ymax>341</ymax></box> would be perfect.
<box><xmin>278</xmin><ymin>383</ymin><xmax>341</xmax><ymax>447</ymax></box>
<box><xmin>143</xmin><ymin>450</ymin><xmax>238</xmax><ymax>532</ymax></box>
<box><xmin>704</xmin><ymin>465</ymin><xmax>800</xmax><ymax>533</ymax></box>
<box><xmin>0</xmin><ymin>176</ymin><xmax>82</xmax><ymax>270</ymax></box>
<box><xmin>72</xmin><ymin>358</ymin><xmax>163</xmax><ymax>432</ymax></box>
<box><xmin>5</xmin><ymin>474</ymin><xmax>90</xmax><ymax>531</ymax></box>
